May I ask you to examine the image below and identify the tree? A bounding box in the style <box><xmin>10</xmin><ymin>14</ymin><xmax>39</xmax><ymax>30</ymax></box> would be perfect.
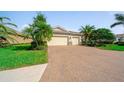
<box><xmin>0</xmin><ymin>17</ymin><xmax>17</xmax><ymax>47</ymax></box>
<box><xmin>80</xmin><ymin>25</ymin><xmax>95</xmax><ymax>45</ymax></box>
<box><xmin>80</xmin><ymin>26</ymin><xmax>115</xmax><ymax>46</ymax></box>
<box><xmin>111</xmin><ymin>14</ymin><xmax>124</xmax><ymax>28</ymax></box>
<box><xmin>91</xmin><ymin>28</ymin><xmax>115</xmax><ymax>46</ymax></box>
<box><xmin>23</xmin><ymin>13</ymin><xmax>53</xmax><ymax>50</ymax></box>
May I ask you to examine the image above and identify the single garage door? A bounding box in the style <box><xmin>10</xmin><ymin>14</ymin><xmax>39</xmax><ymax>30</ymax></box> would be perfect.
<box><xmin>72</xmin><ymin>37</ymin><xmax>79</xmax><ymax>45</ymax></box>
<box><xmin>48</xmin><ymin>36</ymin><xmax>68</xmax><ymax>45</ymax></box>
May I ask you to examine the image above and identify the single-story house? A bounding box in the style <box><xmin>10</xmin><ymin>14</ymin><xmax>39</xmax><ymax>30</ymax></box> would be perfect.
<box><xmin>116</xmin><ymin>34</ymin><xmax>124</xmax><ymax>42</ymax></box>
<box><xmin>48</xmin><ymin>26</ymin><xmax>81</xmax><ymax>45</ymax></box>
<box><xmin>10</xmin><ymin>26</ymin><xmax>82</xmax><ymax>46</ymax></box>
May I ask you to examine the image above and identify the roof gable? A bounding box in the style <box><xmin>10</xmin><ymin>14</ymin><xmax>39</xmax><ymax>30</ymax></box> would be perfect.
<box><xmin>53</xmin><ymin>26</ymin><xmax>68</xmax><ymax>34</ymax></box>
<box><xmin>52</xmin><ymin>26</ymin><xmax>81</xmax><ymax>36</ymax></box>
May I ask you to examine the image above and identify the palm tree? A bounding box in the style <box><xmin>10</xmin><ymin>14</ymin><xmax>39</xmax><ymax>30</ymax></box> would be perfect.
<box><xmin>23</xmin><ymin>13</ymin><xmax>53</xmax><ymax>50</ymax></box>
<box><xmin>80</xmin><ymin>25</ymin><xmax>95</xmax><ymax>45</ymax></box>
<box><xmin>0</xmin><ymin>17</ymin><xmax>17</xmax><ymax>47</ymax></box>
<box><xmin>111</xmin><ymin>14</ymin><xmax>124</xmax><ymax>28</ymax></box>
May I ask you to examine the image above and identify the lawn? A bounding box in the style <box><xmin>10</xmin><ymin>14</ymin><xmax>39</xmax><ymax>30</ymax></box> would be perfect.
<box><xmin>98</xmin><ymin>44</ymin><xmax>124</xmax><ymax>51</ymax></box>
<box><xmin>0</xmin><ymin>44</ymin><xmax>47</xmax><ymax>71</ymax></box>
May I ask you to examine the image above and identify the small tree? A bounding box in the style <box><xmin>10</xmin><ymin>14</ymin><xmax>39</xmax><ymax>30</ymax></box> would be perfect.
<box><xmin>0</xmin><ymin>17</ymin><xmax>17</xmax><ymax>47</ymax></box>
<box><xmin>80</xmin><ymin>26</ymin><xmax>115</xmax><ymax>46</ymax></box>
<box><xmin>91</xmin><ymin>28</ymin><xmax>115</xmax><ymax>46</ymax></box>
<box><xmin>80</xmin><ymin>25</ymin><xmax>95</xmax><ymax>45</ymax></box>
<box><xmin>23</xmin><ymin>13</ymin><xmax>53</xmax><ymax>50</ymax></box>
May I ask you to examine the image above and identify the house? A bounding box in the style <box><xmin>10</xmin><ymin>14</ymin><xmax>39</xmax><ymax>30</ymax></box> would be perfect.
<box><xmin>10</xmin><ymin>26</ymin><xmax>82</xmax><ymax>46</ymax></box>
<box><xmin>48</xmin><ymin>26</ymin><xmax>81</xmax><ymax>45</ymax></box>
<box><xmin>116</xmin><ymin>34</ymin><xmax>124</xmax><ymax>42</ymax></box>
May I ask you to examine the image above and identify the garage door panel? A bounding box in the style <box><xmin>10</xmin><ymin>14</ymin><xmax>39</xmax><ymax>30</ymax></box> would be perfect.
<box><xmin>48</xmin><ymin>36</ymin><xmax>67</xmax><ymax>45</ymax></box>
<box><xmin>72</xmin><ymin>37</ymin><xmax>79</xmax><ymax>45</ymax></box>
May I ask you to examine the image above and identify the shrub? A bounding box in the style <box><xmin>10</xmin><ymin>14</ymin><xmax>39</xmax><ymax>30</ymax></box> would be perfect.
<box><xmin>118</xmin><ymin>42</ymin><xmax>124</xmax><ymax>46</ymax></box>
<box><xmin>0</xmin><ymin>42</ymin><xmax>9</xmax><ymax>48</ymax></box>
<box><xmin>31</xmin><ymin>41</ymin><xmax>47</xmax><ymax>50</ymax></box>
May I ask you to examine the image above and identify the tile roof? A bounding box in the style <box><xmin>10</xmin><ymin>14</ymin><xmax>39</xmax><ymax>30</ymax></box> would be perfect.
<box><xmin>7</xmin><ymin>26</ymin><xmax>81</xmax><ymax>36</ymax></box>
<box><xmin>53</xmin><ymin>26</ymin><xmax>81</xmax><ymax>36</ymax></box>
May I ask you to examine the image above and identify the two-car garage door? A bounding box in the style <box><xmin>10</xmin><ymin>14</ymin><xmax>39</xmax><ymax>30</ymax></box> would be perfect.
<box><xmin>48</xmin><ymin>36</ymin><xmax>79</xmax><ymax>46</ymax></box>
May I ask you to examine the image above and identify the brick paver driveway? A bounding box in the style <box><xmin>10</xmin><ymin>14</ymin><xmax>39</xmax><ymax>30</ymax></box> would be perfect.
<box><xmin>40</xmin><ymin>46</ymin><xmax>124</xmax><ymax>82</ymax></box>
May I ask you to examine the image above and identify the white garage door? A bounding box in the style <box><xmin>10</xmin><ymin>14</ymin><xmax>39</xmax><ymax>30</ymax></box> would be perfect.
<box><xmin>48</xmin><ymin>36</ymin><xmax>68</xmax><ymax>45</ymax></box>
<box><xmin>72</xmin><ymin>37</ymin><xmax>79</xmax><ymax>45</ymax></box>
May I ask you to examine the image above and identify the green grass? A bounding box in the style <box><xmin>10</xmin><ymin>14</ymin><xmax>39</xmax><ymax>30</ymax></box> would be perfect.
<box><xmin>98</xmin><ymin>44</ymin><xmax>124</xmax><ymax>51</ymax></box>
<box><xmin>0</xmin><ymin>44</ymin><xmax>47</xmax><ymax>71</ymax></box>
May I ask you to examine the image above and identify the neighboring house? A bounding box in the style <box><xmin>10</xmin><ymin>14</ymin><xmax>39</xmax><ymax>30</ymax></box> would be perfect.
<box><xmin>10</xmin><ymin>34</ymin><xmax>32</xmax><ymax>44</ymax></box>
<box><xmin>10</xmin><ymin>26</ymin><xmax>82</xmax><ymax>46</ymax></box>
<box><xmin>116</xmin><ymin>34</ymin><xmax>124</xmax><ymax>42</ymax></box>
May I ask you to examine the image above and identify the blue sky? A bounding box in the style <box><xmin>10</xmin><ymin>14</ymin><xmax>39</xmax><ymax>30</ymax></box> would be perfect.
<box><xmin>0</xmin><ymin>11</ymin><xmax>124</xmax><ymax>34</ymax></box>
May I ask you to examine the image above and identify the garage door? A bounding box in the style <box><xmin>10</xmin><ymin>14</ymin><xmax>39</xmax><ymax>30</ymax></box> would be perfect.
<box><xmin>48</xmin><ymin>36</ymin><xmax>68</xmax><ymax>45</ymax></box>
<box><xmin>72</xmin><ymin>37</ymin><xmax>79</xmax><ymax>45</ymax></box>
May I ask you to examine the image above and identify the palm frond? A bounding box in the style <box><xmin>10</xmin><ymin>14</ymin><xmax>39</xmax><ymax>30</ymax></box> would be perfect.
<box><xmin>0</xmin><ymin>34</ymin><xmax>12</xmax><ymax>43</ymax></box>
<box><xmin>2</xmin><ymin>17</ymin><xmax>11</xmax><ymax>21</ymax></box>
<box><xmin>5</xmin><ymin>27</ymin><xmax>18</xmax><ymax>35</ymax></box>
<box><xmin>22</xmin><ymin>26</ymin><xmax>32</xmax><ymax>39</ymax></box>
<box><xmin>0</xmin><ymin>17</ymin><xmax>11</xmax><ymax>23</ymax></box>
<box><xmin>4</xmin><ymin>22</ymin><xmax>17</xmax><ymax>27</ymax></box>
<box><xmin>0</xmin><ymin>24</ymin><xmax>7</xmax><ymax>32</ymax></box>
<box><xmin>115</xmin><ymin>14</ymin><xmax>124</xmax><ymax>21</ymax></box>
<box><xmin>110</xmin><ymin>22</ymin><xmax>123</xmax><ymax>28</ymax></box>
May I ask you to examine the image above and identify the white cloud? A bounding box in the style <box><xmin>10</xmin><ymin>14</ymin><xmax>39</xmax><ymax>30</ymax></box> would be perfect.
<box><xmin>18</xmin><ymin>24</ymin><xmax>29</xmax><ymax>32</ymax></box>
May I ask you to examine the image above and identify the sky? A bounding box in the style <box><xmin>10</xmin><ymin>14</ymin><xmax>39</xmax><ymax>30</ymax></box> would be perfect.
<box><xmin>0</xmin><ymin>11</ymin><xmax>124</xmax><ymax>34</ymax></box>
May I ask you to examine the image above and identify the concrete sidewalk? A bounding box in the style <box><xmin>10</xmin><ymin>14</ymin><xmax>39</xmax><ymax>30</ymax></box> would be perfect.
<box><xmin>0</xmin><ymin>64</ymin><xmax>47</xmax><ymax>82</ymax></box>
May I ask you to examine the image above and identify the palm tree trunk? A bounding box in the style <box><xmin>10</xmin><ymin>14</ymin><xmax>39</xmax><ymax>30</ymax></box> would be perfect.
<box><xmin>31</xmin><ymin>34</ymin><xmax>38</xmax><ymax>48</ymax></box>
